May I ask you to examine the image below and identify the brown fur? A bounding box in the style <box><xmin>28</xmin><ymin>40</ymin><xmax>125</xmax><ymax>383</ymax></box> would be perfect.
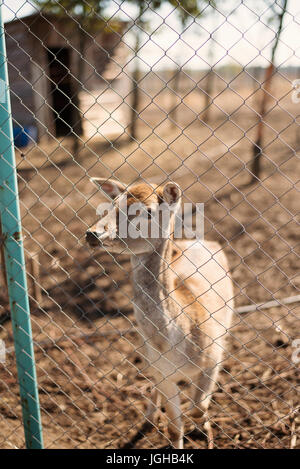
<box><xmin>174</xmin><ymin>278</ymin><xmax>209</xmax><ymax>326</ymax></box>
<box><xmin>126</xmin><ymin>183</ymin><xmax>164</xmax><ymax>206</ymax></box>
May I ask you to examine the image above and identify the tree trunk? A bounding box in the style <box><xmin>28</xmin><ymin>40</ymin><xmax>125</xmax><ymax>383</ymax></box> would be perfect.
<box><xmin>202</xmin><ymin>32</ymin><xmax>216</xmax><ymax>124</ymax></box>
<box><xmin>202</xmin><ymin>67</ymin><xmax>214</xmax><ymax>123</ymax></box>
<box><xmin>129</xmin><ymin>5</ymin><xmax>144</xmax><ymax>141</ymax></box>
<box><xmin>170</xmin><ymin>66</ymin><xmax>181</xmax><ymax>129</ymax></box>
<box><xmin>72</xmin><ymin>27</ymin><xmax>85</xmax><ymax>157</ymax></box>
<box><xmin>250</xmin><ymin>0</ymin><xmax>288</xmax><ymax>183</ymax></box>
<box><xmin>250</xmin><ymin>63</ymin><xmax>274</xmax><ymax>180</ymax></box>
<box><xmin>129</xmin><ymin>28</ymin><xmax>142</xmax><ymax>141</ymax></box>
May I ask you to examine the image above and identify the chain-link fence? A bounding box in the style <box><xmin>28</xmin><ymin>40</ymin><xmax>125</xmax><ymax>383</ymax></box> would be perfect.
<box><xmin>0</xmin><ymin>0</ymin><xmax>299</xmax><ymax>449</ymax></box>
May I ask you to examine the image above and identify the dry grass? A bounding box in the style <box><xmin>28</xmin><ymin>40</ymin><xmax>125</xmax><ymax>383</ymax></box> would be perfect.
<box><xmin>0</xmin><ymin>74</ymin><xmax>299</xmax><ymax>448</ymax></box>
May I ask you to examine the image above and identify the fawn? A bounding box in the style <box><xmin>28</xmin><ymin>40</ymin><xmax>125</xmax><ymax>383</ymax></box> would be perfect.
<box><xmin>86</xmin><ymin>178</ymin><xmax>234</xmax><ymax>448</ymax></box>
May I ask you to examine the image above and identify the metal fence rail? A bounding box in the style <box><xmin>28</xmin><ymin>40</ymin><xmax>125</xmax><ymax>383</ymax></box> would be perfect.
<box><xmin>0</xmin><ymin>2</ymin><xmax>43</xmax><ymax>448</ymax></box>
<box><xmin>0</xmin><ymin>0</ymin><xmax>299</xmax><ymax>449</ymax></box>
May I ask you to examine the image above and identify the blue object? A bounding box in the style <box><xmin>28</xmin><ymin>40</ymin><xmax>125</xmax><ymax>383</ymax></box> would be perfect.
<box><xmin>13</xmin><ymin>125</ymin><xmax>38</xmax><ymax>148</ymax></box>
<box><xmin>13</xmin><ymin>126</ymin><xmax>29</xmax><ymax>147</ymax></box>
<box><xmin>0</xmin><ymin>3</ymin><xmax>44</xmax><ymax>450</ymax></box>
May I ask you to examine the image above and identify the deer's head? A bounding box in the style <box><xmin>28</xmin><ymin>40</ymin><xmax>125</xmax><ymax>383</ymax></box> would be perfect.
<box><xmin>86</xmin><ymin>178</ymin><xmax>181</xmax><ymax>255</ymax></box>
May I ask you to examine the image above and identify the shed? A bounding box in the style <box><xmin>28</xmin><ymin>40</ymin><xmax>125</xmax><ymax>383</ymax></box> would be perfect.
<box><xmin>4</xmin><ymin>13</ymin><xmax>131</xmax><ymax>142</ymax></box>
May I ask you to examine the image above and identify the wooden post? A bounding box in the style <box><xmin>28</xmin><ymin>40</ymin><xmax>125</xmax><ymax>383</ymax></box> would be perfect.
<box><xmin>27</xmin><ymin>252</ymin><xmax>42</xmax><ymax>306</ymax></box>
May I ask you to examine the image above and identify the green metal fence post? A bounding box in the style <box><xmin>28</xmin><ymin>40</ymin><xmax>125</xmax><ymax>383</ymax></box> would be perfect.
<box><xmin>0</xmin><ymin>2</ymin><xmax>43</xmax><ymax>449</ymax></box>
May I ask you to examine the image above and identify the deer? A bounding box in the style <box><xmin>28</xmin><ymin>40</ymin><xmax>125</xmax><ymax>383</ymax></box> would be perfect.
<box><xmin>86</xmin><ymin>178</ymin><xmax>234</xmax><ymax>449</ymax></box>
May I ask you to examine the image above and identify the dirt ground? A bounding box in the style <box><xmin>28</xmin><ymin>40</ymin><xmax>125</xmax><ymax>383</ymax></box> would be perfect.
<box><xmin>0</xmin><ymin>74</ymin><xmax>299</xmax><ymax>449</ymax></box>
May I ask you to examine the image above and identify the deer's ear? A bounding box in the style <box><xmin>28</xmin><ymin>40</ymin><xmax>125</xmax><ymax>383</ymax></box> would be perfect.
<box><xmin>163</xmin><ymin>182</ymin><xmax>181</xmax><ymax>205</ymax></box>
<box><xmin>90</xmin><ymin>178</ymin><xmax>126</xmax><ymax>199</ymax></box>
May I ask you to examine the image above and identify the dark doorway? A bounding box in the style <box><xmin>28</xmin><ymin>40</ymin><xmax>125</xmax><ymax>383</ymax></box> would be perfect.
<box><xmin>47</xmin><ymin>48</ymin><xmax>82</xmax><ymax>137</ymax></box>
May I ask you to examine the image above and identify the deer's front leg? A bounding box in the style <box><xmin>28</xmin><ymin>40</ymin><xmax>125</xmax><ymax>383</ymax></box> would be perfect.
<box><xmin>145</xmin><ymin>387</ymin><xmax>160</xmax><ymax>425</ymax></box>
<box><xmin>156</xmin><ymin>378</ymin><xmax>183</xmax><ymax>449</ymax></box>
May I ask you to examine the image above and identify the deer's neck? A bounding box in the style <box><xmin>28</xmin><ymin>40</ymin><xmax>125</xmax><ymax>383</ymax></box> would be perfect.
<box><xmin>131</xmin><ymin>238</ymin><xmax>180</xmax><ymax>332</ymax></box>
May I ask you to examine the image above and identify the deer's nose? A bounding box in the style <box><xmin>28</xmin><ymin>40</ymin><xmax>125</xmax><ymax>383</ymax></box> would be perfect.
<box><xmin>86</xmin><ymin>230</ymin><xmax>100</xmax><ymax>247</ymax></box>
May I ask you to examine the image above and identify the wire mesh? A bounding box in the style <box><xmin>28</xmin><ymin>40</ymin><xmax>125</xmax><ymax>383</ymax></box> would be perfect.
<box><xmin>0</xmin><ymin>0</ymin><xmax>299</xmax><ymax>449</ymax></box>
